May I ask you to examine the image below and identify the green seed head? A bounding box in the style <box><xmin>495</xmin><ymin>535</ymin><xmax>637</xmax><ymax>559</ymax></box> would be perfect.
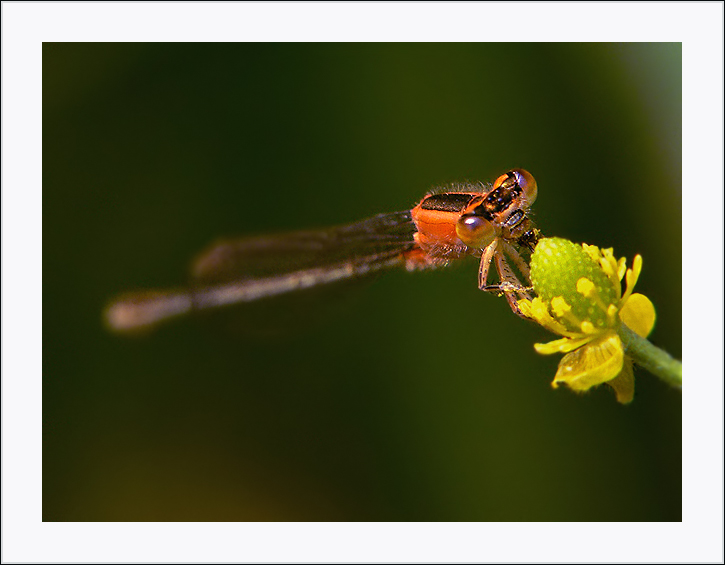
<box><xmin>530</xmin><ymin>237</ymin><xmax>619</xmax><ymax>332</ymax></box>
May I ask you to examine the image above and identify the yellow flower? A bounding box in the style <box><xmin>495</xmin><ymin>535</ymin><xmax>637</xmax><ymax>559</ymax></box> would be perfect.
<box><xmin>518</xmin><ymin>238</ymin><xmax>656</xmax><ymax>403</ymax></box>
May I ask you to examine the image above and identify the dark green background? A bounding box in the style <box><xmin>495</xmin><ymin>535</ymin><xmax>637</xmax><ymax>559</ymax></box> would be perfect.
<box><xmin>43</xmin><ymin>43</ymin><xmax>681</xmax><ymax>521</ymax></box>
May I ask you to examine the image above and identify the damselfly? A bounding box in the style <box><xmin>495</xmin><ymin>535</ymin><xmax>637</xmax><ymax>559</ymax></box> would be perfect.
<box><xmin>105</xmin><ymin>169</ymin><xmax>541</xmax><ymax>332</ymax></box>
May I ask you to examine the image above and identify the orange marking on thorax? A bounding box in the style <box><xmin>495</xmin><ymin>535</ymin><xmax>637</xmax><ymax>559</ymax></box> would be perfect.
<box><xmin>410</xmin><ymin>192</ymin><xmax>484</xmax><ymax>251</ymax></box>
<box><xmin>410</xmin><ymin>207</ymin><xmax>461</xmax><ymax>249</ymax></box>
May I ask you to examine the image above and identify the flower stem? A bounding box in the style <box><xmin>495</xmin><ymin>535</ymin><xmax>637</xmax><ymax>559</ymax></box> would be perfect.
<box><xmin>618</xmin><ymin>323</ymin><xmax>682</xmax><ymax>390</ymax></box>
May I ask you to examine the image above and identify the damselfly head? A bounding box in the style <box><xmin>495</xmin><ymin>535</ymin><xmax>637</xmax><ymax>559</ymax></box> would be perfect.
<box><xmin>492</xmin><ymin>169</ymin><xmax>538</xmax><ymax>207</ymax></box>
<box><xmin>455</xmin><ymin>168</ymin><xmax>539</xmax><ymax>249</ymax></box>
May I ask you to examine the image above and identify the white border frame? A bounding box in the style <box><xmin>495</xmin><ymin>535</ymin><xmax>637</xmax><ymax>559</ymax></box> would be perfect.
<box><xmin>3</xmin><ymin>2</ymin><xmax>723</xmax><ymax>563</ymax></box>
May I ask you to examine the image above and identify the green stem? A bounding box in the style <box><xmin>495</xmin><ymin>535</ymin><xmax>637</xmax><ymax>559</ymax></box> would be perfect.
<box><xmin>617</xmin><ymin>323</ymin><xmax>682</xmax><ymax>390</ymax></box>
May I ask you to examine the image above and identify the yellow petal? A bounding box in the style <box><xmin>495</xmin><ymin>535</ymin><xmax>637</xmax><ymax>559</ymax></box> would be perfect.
<box><xmin>552</xmin><ymin>332</ymin><xmax>624</xmax><ymax>392</ymax></box>
<box><xmin>606</xmin><ymin>357</ymin><xmax>635</xmax><ymax>404</ymax></box>
<box><xmin>534</xmin><ymin>334</ymin><xmax>594</xmax><ymax>355</ymax></box>
<box><xmin>528</xmin><ymin>297</ymin><xmax>576</xmax><ymax>337</ymax></box>
<box><xmin>619</xmin><ymin>293</ymin><xmax>656</xmax><ymax>337</ymax></box>
<box><xmin>517</xmin><ymin>298</ymin><xmax>533</xmax><ymax>316</ymax></box>
<box><xmin>598</xmin><ymin>248</ymin><xmax>620</xmax><ymax>288</ymax></box>
<box><xmin>621</xmin><ymin>254</ymin><xmax>643</xmax><ymax>304</ymax></box>
<box><xmin>616</xmin><ymin>257</ymin><xmax>627</xmax><ymax>282</ymax></box>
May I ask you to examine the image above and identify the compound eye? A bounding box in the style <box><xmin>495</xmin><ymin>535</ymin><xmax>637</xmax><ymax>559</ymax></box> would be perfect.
<box><xmin>492</xmin><ymin>169</ymin><xmax>538</xmax><ymax>205</ymax></box>
<box><xmin>456</xmin><ymin>214</ymin><xmax>495</xmax><ymax>248</ymax></box>
<box><xmin>511</xmin><ymin>168</ymin><xmax>537</xmax><ymax>205</ymax></box>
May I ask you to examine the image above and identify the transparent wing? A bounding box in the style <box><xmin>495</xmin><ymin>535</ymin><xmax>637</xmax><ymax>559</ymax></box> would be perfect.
<box><xmin>191</xmin><ymin>210</ymin><xmax>416</xmax><ymax>283</ymax></box>
<box><xmin>104</xmin><ymin>211</ymin><xmax>417</xmax><ymax>332</ymax></box>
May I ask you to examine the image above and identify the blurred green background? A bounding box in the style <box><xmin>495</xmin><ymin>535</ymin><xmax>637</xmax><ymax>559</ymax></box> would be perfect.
<box><xmin>43</xmin><ymin>43</ymin><xmax>681</xmax><ymax>521</ymax></box>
